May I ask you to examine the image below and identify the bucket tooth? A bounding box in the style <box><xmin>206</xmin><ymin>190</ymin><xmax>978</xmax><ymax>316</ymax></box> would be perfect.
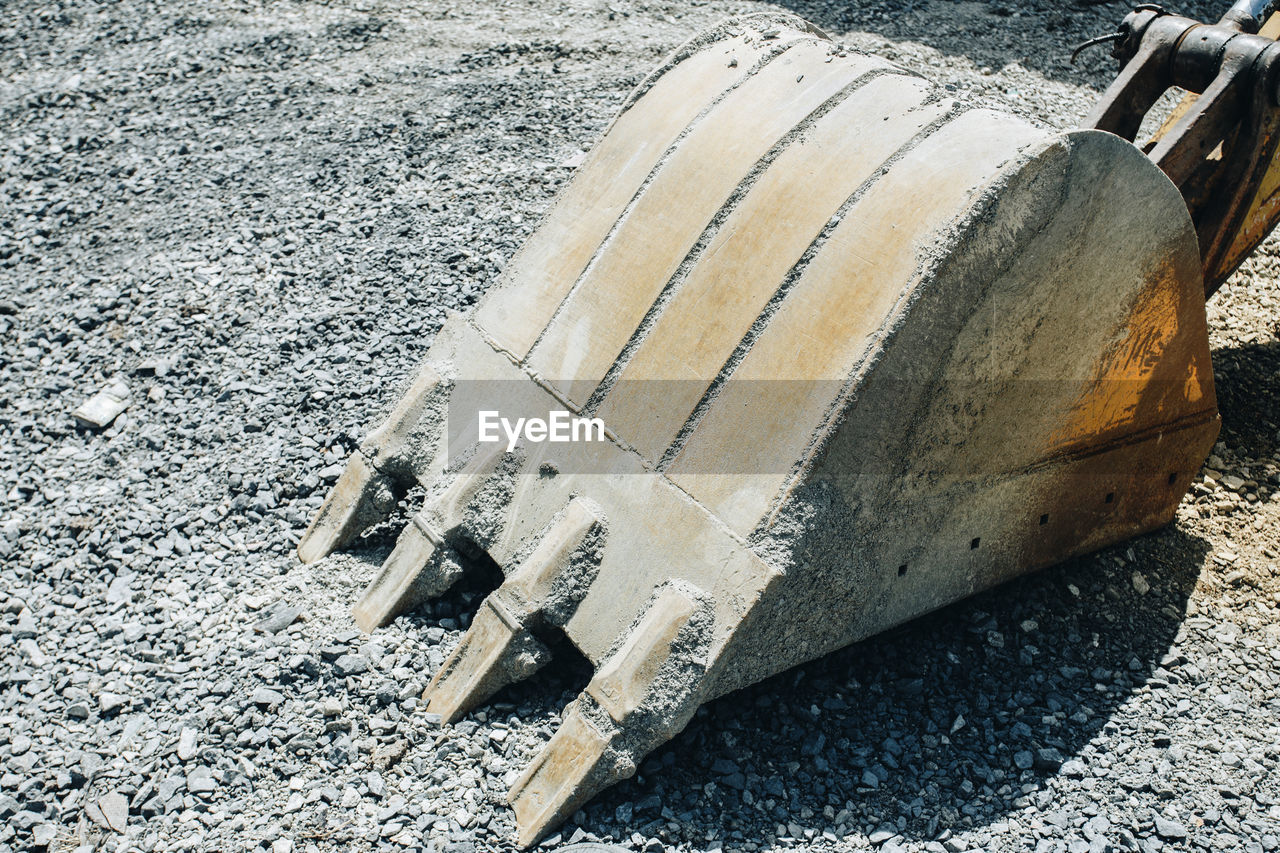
<box><xmin>353</xmin><ymin>442</ymin><xmax>512</xmax><ymax>632</ymax></box>
<box><xmin>425</xmin><ymin>595</ymin><xmax>551</xmax><ymax>723</ymax></box>
<box><xmin>298</xmin><ymin>363</ymin><xmax>445</xmax><ymax>564</ymax></box>
<box><xmin>508</xmin><ymin>583</ymin><xmax>709</xmax><ymax>847</ymax></box>
<box><xmin>353</xmin><ymin>512</ymin><xmax>458</xmax><ymax>631</ymax></box>
<box><xmin>297</xmin><ymin>453</ymin><xmax>398</xmax><ymax>564</ymax></box>
<box><xmin>423</xmin><ymin>498</ymin><xmax>605</xmax><ymax>720</ymax></box>
<box><xmin>586</xmin><ymin>584</ymin><xmax>699</xmax><ymax>723</ymax></box>
<box><xmin>502</xmin><ymin>497</ymin><xmax>604</xmax><ymax>619</ymax></box>
<box><xmin>508</xmin><ymin>700</ymin><xmax>619</xmax><ymax>848</ymax></box>
<box><xmin>359</xmin><ymin>363</ymin><xmax>446</xmax><ymax>474</ymax></box>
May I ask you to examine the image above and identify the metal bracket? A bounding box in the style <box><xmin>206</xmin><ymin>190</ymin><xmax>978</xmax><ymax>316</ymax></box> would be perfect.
<box><xmin>1082</xmin><ymin>5</ymin><xmax>1280</xmax><ymax>295</ymax></box>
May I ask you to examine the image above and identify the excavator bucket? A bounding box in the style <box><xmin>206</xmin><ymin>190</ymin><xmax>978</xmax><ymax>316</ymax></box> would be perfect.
<box><xmin>299</xmin><ymin>13</ymin><xmax>1219</xmax><ymax>846</ymax></box>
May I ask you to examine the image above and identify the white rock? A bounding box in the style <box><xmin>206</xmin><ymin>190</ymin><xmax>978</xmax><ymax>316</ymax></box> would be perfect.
<box><xmin>19</xmin><ymin>639</ymin><xmax>46</xmax><ymax>666</ymax></box>
<box><xmin>99</xmin><ymin>693</ymin><xmax>127</xmax><ymax>714</ymax></box>
<box><xmin>177</xmin><ymin>727</ymin><xmax>198</xmax><ymax>761</ymax></box>
<box><xmin>186</xmin><ymin>766</ymin><xmax>217</xmax><ymax>793</ymax></box>
<box><xmin>98</xmin><ymin>791</ymin><xmax>128</xmax><ymax>833</ymax></box>
<box><xmin>72</xmin><ymin>381</ymin><xmax>130</xmax><ymax>429</ymax></box>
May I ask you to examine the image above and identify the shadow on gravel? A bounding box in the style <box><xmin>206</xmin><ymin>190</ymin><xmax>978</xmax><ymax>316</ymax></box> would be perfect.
<box><xmin>1212</xmin><ymin>338</ymin><xmax>1280</xmax><ymax>457</ymax></box>
<box><xmin>574</xmin><ymin>526</ymin><xmax>1211</xmax><ymax>847</ymax></box>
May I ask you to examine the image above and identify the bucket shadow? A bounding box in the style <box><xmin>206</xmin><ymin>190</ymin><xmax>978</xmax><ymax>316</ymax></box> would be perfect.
<box><xmin>1210</xmin><ymin>336</ymin><xmax>1280</xmax><ymax>457</ymax></box>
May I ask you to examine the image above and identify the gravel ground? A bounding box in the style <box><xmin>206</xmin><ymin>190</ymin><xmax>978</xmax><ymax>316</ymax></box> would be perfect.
<box><xmin>3</xmin><ymin>1</ymin><xmax>1280</xmax><ymax>852</ymax></box>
